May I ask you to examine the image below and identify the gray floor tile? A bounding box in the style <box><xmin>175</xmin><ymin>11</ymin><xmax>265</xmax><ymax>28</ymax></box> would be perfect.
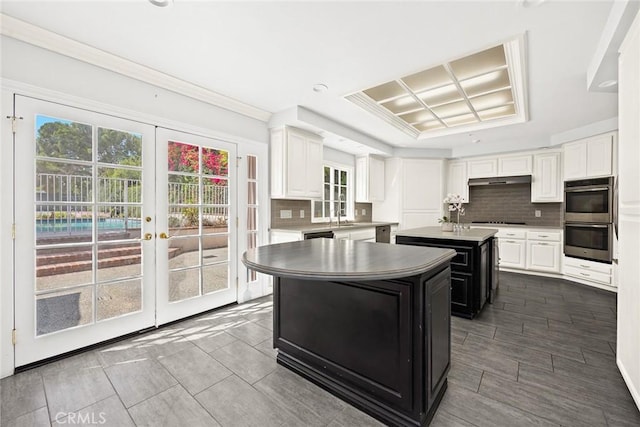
<box><xmin>184</xmin><ymin>329</ymin><xmax>238</xmax><ymax>354</ymax></box>
<box><xmin>430</xmin><ymin>408</ymin><xmax>477</xmax><ymax>427</ymax></box>
<box><xmin>158</xmin><ymin>345</ymin><xmax>232</xmax><ymax>394</ymax></box>
<box><xmin>503</xmin><ymin>301</ymin><xmax>573</xmax><ymax>322</ymax></box>
<box><xmin>104</xmin><ymin>359</ymin><xmax>177</xmax><ymax>408</ymax></box>
<box><xmin>253</xmin><ymin>338</ymin><xmax>277</xmax><ymax>359</ymax></box>
<box><xmin>326</xmin><ymin>404</ymin><xmax>385</xmax><ymax>427</ymax></box>
<box><xmin>195</xmin><ymin>375</ymin><xmax>302</xmax><ymax>426</ymax></box>
<box><xmin>493</xmin><ymin>328</ymin><xmax>586</xmax><ymax>362</ymax></box>
<box><xmin>463</xmin><ymin>333</ymin><xmax>554</xmax><ymax>371</ymax></box>
<box><xmin>551</xmin><ymin>354</ymin><xmax>629</xmax><ymax>389</ymax></box>
<box><xmin>438</xmin><ymin>383</ymin><xmax>559</xmax><ymax>427</ymax></box>
<box><xmin>479</xmin><ymin>372</ymin><xmax>608</xmax><ymax>426</ymax></box>
<box><xmin>43</xmin><ymin>366</ymin><xmax>115</xmax><ymax>422</ymax></box>
<box><xmin>448</xmin><ymin>360</ymin><xmax>483</xmax><ymax>392</ymax></box>
<box><xmin>52</xmin><ymin>395</ymin><xmax>134</xmax><ymax>427</ymax></box>
<box><xmin>521</xmin><ymin>323</ymin><xmax>614</xmax><ymax>356</ymax></box>
<box><xmin>210</xmin><ymin>340</ymin><xmax>276</xmax><ymax>384</ymax></box>
<box><xmin>546</xmin><ymin>318</ymin><xmax>617</xmax><ymax>342</ymax></box>
<box><xmin>251</xmin><ymin>315</ymin><xmax>273</xmax><ymax>331</ymax></box>
<box><xmin>451</xmin><ymin>346</ymin><xmax>519</xmax><ymax>381</ymax></box>
<box><xmin>451</xmin><ymin>328</ymin><xmax>468</xmax><ymax>345</ymax></box>
<box><xmin>451</xmin><ymin>317</ymin><xmax>496</xmax><ymax>338</ymax></box>
<box><xmin>1</xmin><ymin>371</ymin><xmax>47</xmax><ymax>424</ymax></box>
<box><xmin>129</xmin><ymin>384</ymin><xmax>219</xmax><ymax>427</ymax></box>
<box><xmin>130</xmin><ymin>331</ymin><xmax>196</xmax><ymax>360</ymax></box>
<box><xmin>603</xmin><ymin>406</ymin><xmax>640</xmax><ymax>427</ymax></box>
<box><xmin>95</xmin><ymin>341</ymin><xmax>151</xmax><ymax>368</ymax></box>
<box><xmin>36</xmin><ymin>351</ymin><xmax>101</xmax><ymax>377</ymax></box>
<box><xmin>224</xmin><ymin>321</ymin><xmax>271</xmax><ymax>346</ymax></box>
<box><xmin>254</xmin><ymin>367</ymin><xmax>346</xmax><ymax>426</ymax></box>
<box><xmin>4</xmin><ymin>407</ymin><xmax>50</xmax><ymax>427</ymax></box>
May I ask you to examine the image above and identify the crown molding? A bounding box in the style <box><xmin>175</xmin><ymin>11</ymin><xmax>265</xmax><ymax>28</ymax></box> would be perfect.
<box><xmin>0</xmin><ymin>13</ymin><xmax>271</xmax><ymax>122</ymax></box>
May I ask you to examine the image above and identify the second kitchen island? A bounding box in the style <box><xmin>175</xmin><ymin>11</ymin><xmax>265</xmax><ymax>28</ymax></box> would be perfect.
<box><xmin>397</xmin><ymin>227</ymin><xmax>498</xmax><ymax>319</ymax></box>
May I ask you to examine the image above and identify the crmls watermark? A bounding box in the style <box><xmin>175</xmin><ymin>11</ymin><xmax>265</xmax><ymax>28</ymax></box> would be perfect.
<box><xmin>55</xmin><ymin>412</ymin><xmax>107</xmax><ymax>425</ymax></box>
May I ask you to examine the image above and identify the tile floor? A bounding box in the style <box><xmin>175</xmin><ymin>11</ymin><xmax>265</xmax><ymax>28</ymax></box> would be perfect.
<box><xmin>2</xmin><ymin>272</ymin><xmax>640</xmax><ymax>426</ymax></box>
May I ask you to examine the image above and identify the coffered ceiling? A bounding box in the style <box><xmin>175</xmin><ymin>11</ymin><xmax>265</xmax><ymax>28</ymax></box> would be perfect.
<box><xmin>0</xmin><ymin>1</ymin><xmax>625</xmax><ymax>155</ymax></box>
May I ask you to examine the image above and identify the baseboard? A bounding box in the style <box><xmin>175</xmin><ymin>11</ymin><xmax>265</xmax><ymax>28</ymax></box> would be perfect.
<box><xmin>617</xmin><ymin>357</ymin><xmax>640</xmax><ymax>411</ymax></box>
<box><xmin>499</xmin><ymin>267</ymin><xmax>618</xmax><ymax>293</ymax></box>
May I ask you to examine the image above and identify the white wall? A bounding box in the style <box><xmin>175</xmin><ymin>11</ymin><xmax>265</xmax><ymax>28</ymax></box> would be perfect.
<box><xmin>0</xmin><ymin>36</ymin><xmax>270</xmax><ymax>378</ymax></box>
<box><xmin>616</xmin><ymin>9</ymin><xmax>640</xmax><ymax>410</ymax></box>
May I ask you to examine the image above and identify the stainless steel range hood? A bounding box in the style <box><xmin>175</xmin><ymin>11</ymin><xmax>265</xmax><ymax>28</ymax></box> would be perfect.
<box><xmin>468</xmin><ymin>175</ymin><xmax>532</xmax><ymax>186</ymax></box>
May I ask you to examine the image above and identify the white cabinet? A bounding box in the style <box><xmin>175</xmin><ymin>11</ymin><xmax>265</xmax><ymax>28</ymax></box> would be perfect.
<box><xmin>468</xmin><ymin>159</ymin><xmax>497</xmax><ymax>179</ymax></box>
<box><xmin>355</xmin><ymin>155</ymin><xmax>385</xmax><ymax>202</ymax></box>
<box><xmin>496</xmin><ymin>229</ymin><xmax>526</xmax><ymax>269</ymax></box>
<box><xmin>563</xmin><ymin>133</ymin><xmax>614</xmax><ymax>181</ymax></box>
<box><xmin>270</xmin><ymin>126</ymin><xmax>323</xmax><ymax>199</ymax></box>
<box><xmin>526</xmin><ymin>231</ymin><xmax>561</xmax><ymax>273</ymax></box>
<box><xmin>498</xmin><ymin>155</ymin><xmax>532</xmax><ymax>176</ymax></box>
<box><xmin>531</xmin><ymin>151</ymin><xmax>562</xmax><ymax>202</ymax></box>
<box><xmin>563</xmin><ymin>256</ymin><xmax>613</xmax><ymax>287</ymax></box>
<box><xmin>447</xmin><ymin>161</ymin><xmax>468</xmax><ymax>203</ymax></box>
<box><xmin>373</xmin><ymin>158</ymin><xmax>444</xmax><ymax>230</ymax></box>
<box><xmin>269</xmin><ymin>230</ymin><xmax>303</xmax><ymax>243</ymax></box>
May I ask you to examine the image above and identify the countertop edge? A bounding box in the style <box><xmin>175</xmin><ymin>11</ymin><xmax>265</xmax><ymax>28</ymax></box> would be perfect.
<box><xmin>242</xmin><ymin>248</ymin><xmax>456</xmax><ymax>281</ymax></box>
<box><xmin>270</xmin><ymin>222</ymin><xmax>398</xmax><ymax>233</ymax></box>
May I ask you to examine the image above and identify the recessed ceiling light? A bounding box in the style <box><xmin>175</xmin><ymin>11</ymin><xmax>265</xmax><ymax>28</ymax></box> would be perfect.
<box><xmin>313</xmin><ymin>84</ymin><xmax>328</xmax><ymax>93</ymax></box>
<box><xmin>598</xmin><ymin>80</ymin><xmax>618</xmax><ymax>88</ymax></box>
<box><xmin>149</xmin><ymin>0</ymin><xmax>172</xmax><ymax>7</ymax></box>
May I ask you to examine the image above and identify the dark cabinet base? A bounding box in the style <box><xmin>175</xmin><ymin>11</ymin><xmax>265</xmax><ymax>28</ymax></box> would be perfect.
<box><xmin>273</xmin><ymin>265</ymin><xmax>452</xmax><ymax>427</ymax></box>
<box><xmin>397</xmin><ymin>236</ymin><xmax>495</xmax><ymax>319</ymax></box>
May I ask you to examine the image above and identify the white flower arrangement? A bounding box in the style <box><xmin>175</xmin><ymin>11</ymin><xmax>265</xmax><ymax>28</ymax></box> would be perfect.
<box><xmin>443</xmin><ymin>193</ymin><xmax>465</xmax><ymax>223</ymax></box>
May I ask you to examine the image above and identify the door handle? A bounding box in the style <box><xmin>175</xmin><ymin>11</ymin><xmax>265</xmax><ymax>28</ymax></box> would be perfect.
<box><xmin>159</xmin><ymin>232</ymin><xmax>169</xmax><ymax>239</ymax></box>
<box><xmin>143</xmin><ymin>233</ymin><xmax>153</xmax><ymax>240</ymax></box>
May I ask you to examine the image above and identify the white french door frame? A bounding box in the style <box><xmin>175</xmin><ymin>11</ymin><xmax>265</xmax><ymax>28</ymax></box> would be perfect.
<box><xmin>13</xmin><ymin>95</ymin><xmax>157</xmax><ymax>367</ymax></box>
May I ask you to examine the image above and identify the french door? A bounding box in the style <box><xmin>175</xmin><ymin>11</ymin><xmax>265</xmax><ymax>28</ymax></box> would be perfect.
<box><xmin>13</xmin><ymin>97</ymin><xmax>237</xmax><ymax>366</ymax></box>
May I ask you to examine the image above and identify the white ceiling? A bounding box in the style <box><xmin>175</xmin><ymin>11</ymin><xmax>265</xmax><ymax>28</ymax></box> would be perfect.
<box><xmin>0</xmin><ymin>0</ymin><xmax>623</xmax><ymax>155</ymax></box>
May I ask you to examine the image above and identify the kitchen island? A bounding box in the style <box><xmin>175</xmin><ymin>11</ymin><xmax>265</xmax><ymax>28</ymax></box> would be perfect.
<box><xmin>243</xmin><ymin>239</ymin><xmax>456</xmax><ymax>427</ymax></box>
<box><xmin>396</xmin><ymin>227</ymin><xmax>498</xmax><ymax>319</ymax></box>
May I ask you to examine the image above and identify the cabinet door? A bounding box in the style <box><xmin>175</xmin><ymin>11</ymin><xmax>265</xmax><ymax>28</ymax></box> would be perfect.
<box><xmin>468</xmin><ymin>159</ymin><xmax>497</xmax><ymax>179</ymax></box>
<box><xmin>402</xmin><ymin>159</ymin><xmax>442</xmax><ymax>210</ymax></box>
<box><xmin>286</xmin><ymin>131</ymin><xmax>308</xmax><ymax>197</ymax></box>
<box><xmin>563</xmin><ymin>142</ymin><xmax>587</xmax><ymax>180</ymax></box>
<box><xmin>586</xmin><ymin>134</ymin><xmax>613</xmax><ymax>177</ymax></box>
<box><xmin>526</xmin><ymin>241</ymin><xmax>560</xmax><ymax>273</ymax></box>
<box><xmin>498</xmin><ymin>239</ymin><xmax>526</xmax><ymax>269</ymax></box>
<box><xmin>447</xmin><ymin>161</ymin><xmax>468</xmax><ymax>202</ymax></box>
<box><xmin>369</xmin><ymin>156</ymin><xmax>385</xmax><ymax>202</ymax></box>
<box><xmin>305</xmin><ymin>137</ymin><xmax>323</xmax><ymax>198</ymax></box>
<box><xmin>531</xmin><ymin>152</ymin><xmax>562</xmax><ymax>202</ymax></box>
<box><xmin>355</xmin><ymin>156</ymin><xmax>368</xmax><ymax>202</ymax></box>
<box><xmin>498</xmin><ymin>155</ymin><xmax>532</xmax><ymax>176</ymax></box>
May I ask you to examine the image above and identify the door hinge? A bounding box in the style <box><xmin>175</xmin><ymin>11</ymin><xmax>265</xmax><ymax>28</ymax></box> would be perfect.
<box><xmin>6</xmin><ymin>115</ymin><xmax>24</xmax><ymax>134</ymax></box>
<box><xmin>11</xmin><ymin>224</ymin><xmax>15</xmax><ymax>240</ymax></box>
<box><xmin>12</xmin><ymin>329</ymin><xmax>16</xmax><ymax>346</ymax></box>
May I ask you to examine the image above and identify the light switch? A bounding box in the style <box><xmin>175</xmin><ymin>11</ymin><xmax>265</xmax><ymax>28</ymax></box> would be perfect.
<box><xmin>280</xmin><ymin>210</ymin><xmax>292</xmax><ymax>219</ymax></box>
<box><xmin>299</xmin><ymin>210</ymin><xmax>305</xmax><ymax>218</ymax></box>
<box><xmin>362</xmin><ymin>209</ymin><xmax>366</xmax><ymax>215</ymax></box>
<box><xmin>535</xmin><ymin>209</ymin><xmax>541</xmax><ymax>217</ymax></box>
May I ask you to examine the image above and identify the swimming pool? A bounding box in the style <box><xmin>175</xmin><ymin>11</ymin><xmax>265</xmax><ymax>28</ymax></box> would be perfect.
<box><xmin>36</xmin><ymin>218</ymin><xmax>142</xmax><ymax>234</ymax></box>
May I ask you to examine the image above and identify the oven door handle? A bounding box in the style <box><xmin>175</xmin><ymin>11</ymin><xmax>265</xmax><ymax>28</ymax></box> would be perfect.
<box><xmin>566</xmin><ymin>224</ymin><xmax>609</xmax><ymax>228</ymax></box>
<box><xmin>565</xmin><ymin>187</ymin><xmax>610</xmax><ymax>193</ymax></box>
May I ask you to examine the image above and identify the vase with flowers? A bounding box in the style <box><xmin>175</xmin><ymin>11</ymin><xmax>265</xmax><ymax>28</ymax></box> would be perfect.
<box><xmin>443</xmin><ymin>193</ymin><xmax>465</xmax><ymax>231</ymax></box>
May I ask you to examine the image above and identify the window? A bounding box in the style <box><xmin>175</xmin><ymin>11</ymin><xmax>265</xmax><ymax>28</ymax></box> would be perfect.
<box><xmin>247</xmin><ymin>155</ymin><xmax>258</xmax><ymax>282</ymax></box>
<box><xmin>312</xmin><ymin>164</ymin><xmax>353</xmax><ymax>222</ymax></box>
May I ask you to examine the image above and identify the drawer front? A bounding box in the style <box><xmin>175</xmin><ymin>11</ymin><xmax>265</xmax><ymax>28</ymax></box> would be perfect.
<box><xmin>450</xmin><ymin>272</ymin><xmax>472</xmax><ymax>311</ymax></box>
<box><xmin>451</xmin><ymin>247</ymin><xmax>473</xmax><ymax>272</ymax></box>
<box><xmin>564</xmin><ymin>266</ymin><xmax>612</xmax><ymax>285</ymax></box>
<box><xmin>563</xmin><ymin>257</ymin><xmax>612</xmax><ymax>274</ymax></box>
<box><xmin>496</xmin><ymin>229</ymin><xmax>526</xmax><ymax>239</ymax></box>
<box><xmin>349</xmin><ymin>228</ymin><xmax>376</xmax><ymax>241</ymax></box>
<box><xmin>526</xmin><ymin>231</ymin><xmax>561</xmax><ymax>242</ymax></box>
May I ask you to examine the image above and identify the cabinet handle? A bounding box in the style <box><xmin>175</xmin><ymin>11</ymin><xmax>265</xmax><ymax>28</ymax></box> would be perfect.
<box><xmin>506</xmin><ymin>240</ymin><xmax>516</xmax><ymax>243</ymax></box>
<box><xmin>580</xmin><ymin>272</ymin><xmax>591</xmax><ymax>277</ymax></box>
<box><xmin>538</xmin><ymin>242</ymin><xmax>548</xmax><ymax>246</ymax></box>
<box><xmin>539</xmin><ymin>235</ymin><xmax>548</xmax><ymax>238</ymax></box>
<box><xmin>506</xmin><ymin>233</ymin><xmax>515</xmax><ymax>236</ymax></box>
<box><xmin>580</xmin><ymin>264</ymin><xmax>590</xmax><ymax>268</ymax></box>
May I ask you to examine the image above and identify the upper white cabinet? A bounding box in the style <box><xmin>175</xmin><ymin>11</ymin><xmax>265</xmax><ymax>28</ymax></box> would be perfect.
<box><xmin>467</xmin><ymin>159</ymin><xmax>497</xmax><ymax>179</ymax></box>
<box><xmin>563</xmin><ymin>133</ymin><xmax>614</xmax><ymax>181</ymax></box>
<box><xmin>498</xmin><ymin>155</ymin><xmax>532</xmax><ymax>176</ymax></box>
<box><xmin>270</xmin><ymin>126</ymin><xmax>323</xmax><ymax>199</ymax></box>
<box><xmin>447</xmin><ymin>161</ymin><xmax>468</xmax><ymax>203</ymax></box>
<box><xmin>531</xmin><ymin>151</ymin><xmax>562</xmax><ymax>202</ymax></box>
<box><xmin>355</xmin><ymin>155</ymin><xmax>385</xmax><ymax>202</ymax></box>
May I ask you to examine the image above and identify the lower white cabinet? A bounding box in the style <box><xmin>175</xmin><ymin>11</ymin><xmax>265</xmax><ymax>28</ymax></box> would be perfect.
<box><xmin>563</xmin><ymin>256</ymin><xmax>614</xmax><ymax>287</ymax></box>
<box><xmin>499</xmin><ymin>238</ymin><xmax>526</xmax><ymax>269</ymax></box>
<box><xmin>527</xmin><ymin>241</ymin><xmax>561</xmax><ymax>272</ymax></box>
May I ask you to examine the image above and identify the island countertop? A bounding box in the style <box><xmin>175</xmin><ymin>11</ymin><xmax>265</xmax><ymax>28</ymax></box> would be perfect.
<box><xmin>398</xmin><ymin>226</ymin><xmax>498</xmax><ymax>242</ymax></box>
<box><xmin>243</xmin><ymin>238</ymin><xmax>456</xmax><ymax>281</ymax></box>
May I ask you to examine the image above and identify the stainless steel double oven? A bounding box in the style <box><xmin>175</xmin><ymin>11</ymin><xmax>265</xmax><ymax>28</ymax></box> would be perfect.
<box><xmin>564</xmin><ymin>177</ymin><xmax>615</xmax><ymax>263</ymax></box>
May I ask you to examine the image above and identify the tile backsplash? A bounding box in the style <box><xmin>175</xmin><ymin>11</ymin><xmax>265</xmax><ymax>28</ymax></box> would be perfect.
<box><xmin>271</xmin><ymin>199</ymin><xmax>373</xmax><ymax>227</ymax></box>
<box><xmin>462</xmin><ymin>184</ymin><xmax>563</xmax><ymax>227</ymax></box>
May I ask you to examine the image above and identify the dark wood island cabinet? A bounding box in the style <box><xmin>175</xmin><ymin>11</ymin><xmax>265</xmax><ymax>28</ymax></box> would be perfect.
<box><xmin>243</xmin><ymin>239</ymin><xmax>456</xmax><ymax>426</ymax></box>
<box><xmin>396</xmin><ymin>227</ymin><xmax>498</xmax><ymax>319</ymax></box>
